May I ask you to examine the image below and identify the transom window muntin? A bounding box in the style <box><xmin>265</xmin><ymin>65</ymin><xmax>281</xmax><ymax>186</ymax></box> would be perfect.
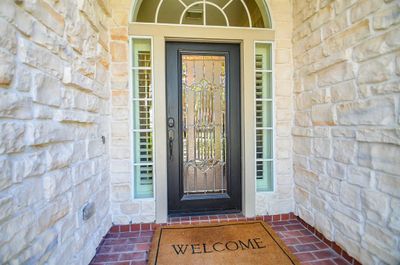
<box><xmin>132</xmin><ymin>0</ymin><xmax>272</xmax><ymax>28</ymax></box>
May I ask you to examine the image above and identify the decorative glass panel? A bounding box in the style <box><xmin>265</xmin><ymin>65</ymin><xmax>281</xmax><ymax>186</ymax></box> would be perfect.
<box><xmin>255</xmin><ymin>42</ymin><xmax>273</xmax><ymax>192</ymax></box>
<box><xmin>131</xmin><ymin>38</ymin><xmax>154</xmax><ymax>198</ymax></box>
<box><xmin>132</xmin><ymin>0</ymin><xmax>272</xmax><ymax>28</ymax></box>
<box><xmin>182</xmin><ymin>55</ymin><xmax>227</xmax><ymax>194</ymax></box>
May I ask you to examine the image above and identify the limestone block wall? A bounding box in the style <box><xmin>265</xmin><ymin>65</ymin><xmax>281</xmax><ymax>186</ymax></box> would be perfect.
<box><xmin>109</xmin><ymin>0</ymin><xmax>156</xmax><ymax>224</ymax></box>
<box><xmin>292</xmin><ymin>0</ymin><xmax>400</xmax><ymax>264</ymax></box>
<box><xmin>0</xmin><ymin>0</ymin><xmax>112</xmax><ymax>264</ymax></box>
<box><xmin>255</xmin><ymin>0</ymin><xmax>295</xmax><ymax>216</ymax></box>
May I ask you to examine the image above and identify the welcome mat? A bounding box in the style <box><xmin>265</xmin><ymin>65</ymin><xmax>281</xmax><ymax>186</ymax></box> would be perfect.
<box><xmin>148</xmin><ymin>221</ymin><xmax>300</xmax><ymax>265</ymax></box>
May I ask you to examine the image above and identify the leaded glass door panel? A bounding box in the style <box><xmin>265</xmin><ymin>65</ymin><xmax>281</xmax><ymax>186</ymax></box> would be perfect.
<box><xmin>166</xmin><ymin>42</ymin><xmax>241</xmax><ymax>215</ymax></box>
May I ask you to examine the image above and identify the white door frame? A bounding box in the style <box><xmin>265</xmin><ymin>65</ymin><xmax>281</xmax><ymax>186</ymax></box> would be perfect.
<box><xmin>129</xmin><ymin>23</ymin><xmax>275</xmax><ymax>223</ymax></box>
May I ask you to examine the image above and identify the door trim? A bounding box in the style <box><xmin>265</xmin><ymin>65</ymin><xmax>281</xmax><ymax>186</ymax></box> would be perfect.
<box><xmin>151</xmin><ymin>37</ymin><xmax>258</xmax><ymax>223</ymax></box>
<box><xmin>130</xmin><ymin>30</ymin><xmax>269</xmax><ymax>223</ymax></box>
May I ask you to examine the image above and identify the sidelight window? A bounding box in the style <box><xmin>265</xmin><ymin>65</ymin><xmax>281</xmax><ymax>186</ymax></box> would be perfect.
<box><xmin>255</xmin><ymin>42</ymin><xmax>273</xmax><ymax>192</ymax></box>
<box><xmin>130</xmin><ymin>37</ymin><xmax>154</xmax><ymax>198</ymax></box>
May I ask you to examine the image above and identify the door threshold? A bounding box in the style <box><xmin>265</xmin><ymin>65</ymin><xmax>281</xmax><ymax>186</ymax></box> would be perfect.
<box><xmin>168</xmin><ymin>209</ymin><xmax>242</xmax><ymax>218</ymax></box>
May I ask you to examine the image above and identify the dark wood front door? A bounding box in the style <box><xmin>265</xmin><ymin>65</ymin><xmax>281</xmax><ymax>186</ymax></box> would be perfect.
<box><xmin>166</xmin><ymin>42</ymin><xmax>241</xmax><ymax>215</ymax></box>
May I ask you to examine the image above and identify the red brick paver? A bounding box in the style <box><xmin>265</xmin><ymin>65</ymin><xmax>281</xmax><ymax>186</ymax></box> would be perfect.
<box><xmin>90</xmin><ymin>214</ymin><xmax>353</xmax><ymax>265</ymax></box>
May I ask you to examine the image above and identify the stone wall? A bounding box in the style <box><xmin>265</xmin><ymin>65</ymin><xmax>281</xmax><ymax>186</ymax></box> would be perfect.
<box><xmin>292</xmin><ymin>0</ymin><xmax>400</xmax><ymax>264</ymax></box>
<box><xmin>0</xmin><ymin>0</ymin><xmax>112</xmax><ymax>264</ymax></box>
<box><xmin>256</xmin><ymin>0</ymin><xmax>295</xmax><ymax>216</ymax></box>
<box><xmin>108</xmin><ymin>0</ymin><xmax>156</xmax><ymax>224</ymax></box>
<box><xmin>2</xmin><ymin>0</ymin><xmax>398</xmax><ymax>263</ymax></box>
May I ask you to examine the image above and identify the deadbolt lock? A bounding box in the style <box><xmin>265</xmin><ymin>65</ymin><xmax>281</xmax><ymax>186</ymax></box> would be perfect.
<box><xmin>168</xmin><ymin>117</ymin><xmax>175</xmax><ymax>128</ymax></box>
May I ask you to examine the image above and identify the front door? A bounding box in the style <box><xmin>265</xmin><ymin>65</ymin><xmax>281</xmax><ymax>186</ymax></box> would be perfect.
<box><xmin>166</xmin><ymin>42</ymin><xmax>241</xmax><ymax>215</ymax></box>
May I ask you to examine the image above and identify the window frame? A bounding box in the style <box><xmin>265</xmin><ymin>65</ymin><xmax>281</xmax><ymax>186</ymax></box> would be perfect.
<box><xmin>254</xmin><ymin>40</ymin><xmax>275</xmax><ymax>193</ymax></box>
<box><xmin>130</xmin><ymin>0</ymin><xmax>272</xmax><ymax>29</ymax></box>
<box><xmin>129</xmin><ymin>36</ymin><xmax>156</xmax><ymax>199</ymax></box>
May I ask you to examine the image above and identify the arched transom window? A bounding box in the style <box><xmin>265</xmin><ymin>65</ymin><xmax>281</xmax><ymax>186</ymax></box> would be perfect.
<box><xmin>132</xmin><ymin>0</ymin><xmax>272</xmax><ymax>28</ymax></box>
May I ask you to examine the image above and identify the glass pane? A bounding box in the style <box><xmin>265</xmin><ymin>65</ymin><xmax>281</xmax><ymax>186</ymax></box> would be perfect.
<box><xmin>243</xmin><ymin>0</ymin><xmax>266</xmax><ymax>28</ymax></box>
<box><xmin>256</xmin><ymin>160</ymin><xmax>273</xmax><ymax>192</ymax></box>
<box><xmin>256</xmin><ymin>129</ymin><xmax>272</xmax><ymax>159</ymax></box>
<box><xmin>133</xmin><ymin>131</ymin><xmax>153</xmax><ymax>164</ymax></box>
<box><xmin>132</xmin><ymin>69</ymin><xmax>152</xmax><ymax>99</ymax></box>
<box><xmin>224</xmin><ymin>0</ymin><xmax>249</xmax><ymax>27</ymax></box>
<box><xmin>158</xmin><ymin>0</ymin><xmax>185</xmax><ymax>23</ymax></box>
<box><xmin>206</xmin><ymin>4</ymin><xmax>227</xmax><ymax>26</ymax></box>
<box><xmin>133</xmin><ymin>0</ymin><xmax>271</xmax><ymax>28</ymax></box>
<box><xmin>133</xmin><ymin>100</ymin><xmax>153</xmax><ymax>130</ymax></box>
<box><xmin>184</xmin><ymin>0</ymin><xmax>231</xmax><ymax>7</ymax></box>
<box><xmin>132</xmin><ymin>39</ymin><xmax>151</xmax><ymax>68</ymax></box>
<box><xmin>182</xmin><ymin>4</ymin><xmax>204</xmax><ymax>25</ymax></box>
<box><xmin>135</xmin><ymin>0</ymin><xmax>158</xmax><ymax>22</ymax></box>
<box><xmin>134</xmin><ymin>164</ymin><xmax>153</xmax><ymax>198</ymax></box>
<box><xmin>182</xmin><ymin>55</ymin><xmax>227</xmax><ymax>194</ymax></box>
<box><xmin>208</xmin><ymin>0</ymin><xmax>231</xmax><ymax>7</ymax></box>
<box><xmin>255</xmin><ymin>72</ymin><xmax>272</xmax><ymax>99</ymax></box>
<box><xmin>182</xmin><ymin>0</ymin><xmax>201</xmax><ymax>5</ymax></box>
<box><xmin>131</xmin><ymin>37</ymin><xmax>153</xmax><ymax>199</ymax></box>
<box><xmin>255</xmin><ymin>43</ymin><xmax>272</xmax><ymax>70</ymax></box>
<box><xmin>255</xmin><ymin>101</ymin><xmax>272</xmax><ymax>127</ymax></box>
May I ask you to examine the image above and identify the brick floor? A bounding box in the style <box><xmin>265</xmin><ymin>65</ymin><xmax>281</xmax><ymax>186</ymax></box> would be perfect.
<box><xmin>90</xmin><ymin>214</ymin><xmax>353</xmax><ymax>265</ymax></box>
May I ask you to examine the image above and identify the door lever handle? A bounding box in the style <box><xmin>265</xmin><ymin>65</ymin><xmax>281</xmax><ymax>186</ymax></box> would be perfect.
<box><xmin>168</xmin><ymin>129</ymin><xmax>175</xmax><ymax>160</ymax></box>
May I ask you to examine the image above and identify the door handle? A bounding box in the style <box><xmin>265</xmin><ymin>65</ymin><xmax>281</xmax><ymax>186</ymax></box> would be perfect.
<box><xmin>168</xmin><ymin>129</ymin><xmax>175</xmax><ymax>160</ymax></box>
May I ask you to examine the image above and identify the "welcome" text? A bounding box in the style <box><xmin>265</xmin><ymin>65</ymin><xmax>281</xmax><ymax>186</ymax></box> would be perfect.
<box><xmin>171</xmin><ymin>238</ymin><xmax>266</xmax><ymax>255</ymax></box>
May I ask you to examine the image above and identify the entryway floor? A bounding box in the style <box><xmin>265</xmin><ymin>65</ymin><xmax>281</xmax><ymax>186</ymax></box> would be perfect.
<box><xmin>90</xmin><ymin>214</ymin><xmax>354</xmax><ymax>265</ymax></box>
